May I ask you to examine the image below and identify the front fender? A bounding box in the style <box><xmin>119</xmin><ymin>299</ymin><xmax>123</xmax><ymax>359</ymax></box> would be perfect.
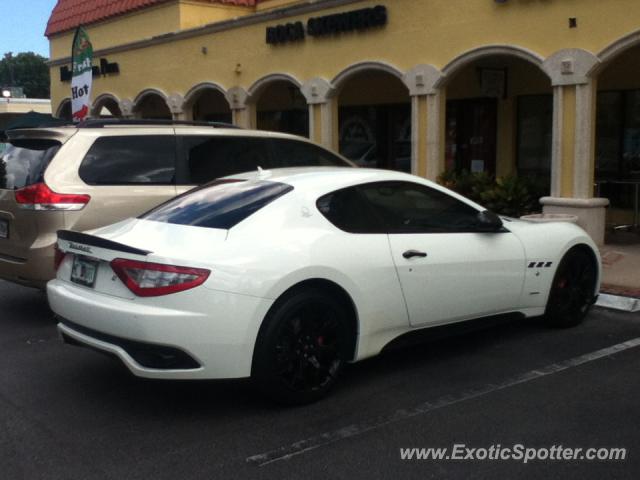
<box><xmin>508</xmin><ymin>220</ymin><xmax>601</xmax><ymax>307</ymax></box>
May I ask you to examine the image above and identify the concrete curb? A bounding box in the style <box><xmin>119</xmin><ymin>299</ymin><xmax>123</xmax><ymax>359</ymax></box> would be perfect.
<box><xmin>596</xmin><ymin>293</ymin><xmax>640</xmax><ymax>313</ymax></box>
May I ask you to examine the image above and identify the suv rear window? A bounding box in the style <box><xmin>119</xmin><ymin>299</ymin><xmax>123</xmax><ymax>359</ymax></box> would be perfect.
<box><xmin>141</xmin><ymin>179</ymin><xmax>293</xmax><ymax>229</ymax></box>
<box><xmin>79</xmin><ymin>136</ymin><xmax>176</xmax><ymax>185</ymax></box>
<box><xmin>0</xmin><ymin>139</ymin><xmax>61</xmax><ymax>190</ymax></box>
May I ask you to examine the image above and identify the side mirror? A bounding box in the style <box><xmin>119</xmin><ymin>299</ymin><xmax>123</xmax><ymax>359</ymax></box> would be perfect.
<box><xmin>476</xmin><ymin>210</ymin><xmax>503</xmax><ymax>232</ymax></box>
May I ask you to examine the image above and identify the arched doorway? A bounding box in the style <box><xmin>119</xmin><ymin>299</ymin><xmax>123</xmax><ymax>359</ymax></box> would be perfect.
<box><xmin>595</xmin><ymin>42</ymin><xmax>640</xmax><ymax>231</ymax></box>
<box><xmin>134</xmin><ymin>90</ymin><xmax>172</xmax><ymax>119</ymax></box>
<box><xmin>56</xmin><ymin>98</ymin><xmax>72</xmax><ymax>121</ymax></box>
<box><xmin>185</xmin><ymin>84</ymin><xmax>231</xmax><ymax>123</ymax></box>
<box><xmin>251</xmin><ymin>76</ymin><xmax>308</xmax><ymax>137</ymax></box>
<box><xmin>92</xmin><ymin>94</ymin><xmax>122</xmax><ymax>118</ymax></box>
<box><xmin>441</xmin><ymin>49</ymin><xmax>552</xmax><ymax>186</ymax></box>
<box><xmin>334</xmin><ymin>64</ymin><xmax>411</xmax><ymax>172</ymax></box>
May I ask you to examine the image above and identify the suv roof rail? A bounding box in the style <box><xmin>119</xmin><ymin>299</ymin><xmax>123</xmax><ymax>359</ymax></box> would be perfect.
<box><xmin>75</xmin><ymin>119</ymin><xmax>242</xmax><ymax>129</ymax></box>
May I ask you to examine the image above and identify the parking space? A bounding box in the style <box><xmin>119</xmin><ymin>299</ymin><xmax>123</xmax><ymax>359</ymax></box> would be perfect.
<box><xmin>1</xmin><ymin>279</ymin><xmax>638</xmax><ymax>479</ymax></box>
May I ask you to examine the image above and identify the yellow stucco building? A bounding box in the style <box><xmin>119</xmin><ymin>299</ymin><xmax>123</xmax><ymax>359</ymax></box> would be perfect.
<box><xmin>46</xmin><ymin>0</ymin><xmax>640</xmax><ymax>244</ymax></box>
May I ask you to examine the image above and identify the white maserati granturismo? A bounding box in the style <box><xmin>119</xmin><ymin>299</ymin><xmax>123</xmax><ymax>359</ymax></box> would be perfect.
<box><xmin>48</xmin><ymin>167</ymin><xmax>600</xmax><ymax>403</ymax></box>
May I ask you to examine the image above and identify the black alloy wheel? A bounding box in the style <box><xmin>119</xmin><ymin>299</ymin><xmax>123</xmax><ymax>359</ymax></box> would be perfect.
<box><xmin>252</xmin><ymin>290</ymin><xmax>350</xmax><ymax>405</ymax></box>
<box><xmin>545</xmin><ymin>248</ymin><xmax>597</xmax><ymax>328</ymax></box>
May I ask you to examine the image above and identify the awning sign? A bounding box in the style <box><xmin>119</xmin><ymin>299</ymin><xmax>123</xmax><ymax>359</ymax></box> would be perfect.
<box><xmin>71</xmin><ymin>27</ymin><xmax>93</xmax><ymax>122</ymax></box>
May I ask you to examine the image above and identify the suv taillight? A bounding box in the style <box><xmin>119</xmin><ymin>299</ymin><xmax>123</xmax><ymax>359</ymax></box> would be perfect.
<box><xmin>15</xmin><ymin>183</ymin><xmax>90</xmax><ymax>211</ymax></box>
<box><xmin>110</xmin><ymin>258</ymin><xmax>210</xmax><ymax>297</ymax></box>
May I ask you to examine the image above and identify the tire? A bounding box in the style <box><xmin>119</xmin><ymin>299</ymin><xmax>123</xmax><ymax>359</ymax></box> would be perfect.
<box><xmin>252</xmin><ymin>289</ymin><xmax>351</xmax><ymax>405</ymax></box>
<box><xmin>544</xmin><ymin>248</ymin><xmax>597</xmax><ymax>328</ymax></box>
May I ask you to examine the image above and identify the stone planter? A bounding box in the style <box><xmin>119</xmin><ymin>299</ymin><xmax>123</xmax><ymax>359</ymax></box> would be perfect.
<box><xmin>520</xmin><ymin>213</ymin><xmax>579</xmax><ymax>224</ymax></box>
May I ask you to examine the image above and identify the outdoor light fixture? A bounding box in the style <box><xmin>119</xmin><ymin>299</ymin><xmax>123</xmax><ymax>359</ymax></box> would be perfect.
<box><xmin>1</xmin><ymin>89</ymin><xmax>11</xmax><ymax>99</ymax></box>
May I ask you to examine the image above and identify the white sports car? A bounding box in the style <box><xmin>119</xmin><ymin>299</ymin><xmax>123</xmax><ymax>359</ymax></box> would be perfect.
<box><xmin>48</xmin><ymin>167</ymin><xmax>600</xmax><ymax>403</ymax></box>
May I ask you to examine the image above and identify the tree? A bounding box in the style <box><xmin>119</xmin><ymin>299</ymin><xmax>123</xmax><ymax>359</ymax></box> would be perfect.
<box><xmin>0</xmin><ymin>52</ymin><xmax>50</xmax><ymax>99</ymax></box>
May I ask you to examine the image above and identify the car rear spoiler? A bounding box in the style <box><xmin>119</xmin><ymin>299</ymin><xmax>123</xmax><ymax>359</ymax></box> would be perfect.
<box><xmin>6</xmin><ymin>128</ymin><xmax>77</xmax><ymax>143</ymax></box>
<box><xmin>57</xmin><ymin>230</ymin><xmax>152</xmax><ymax>256</ymax></box>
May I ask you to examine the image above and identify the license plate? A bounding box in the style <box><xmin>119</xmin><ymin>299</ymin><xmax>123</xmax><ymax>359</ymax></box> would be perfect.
<box><xmin>71</xmin><ymin>256</ymin><xmax>99</xmax><ymax>288</ymax></box>
<box><xmin>0</xmin><ymin>219</ymin><xmax>7</xmax><ymax>239</ymax></box>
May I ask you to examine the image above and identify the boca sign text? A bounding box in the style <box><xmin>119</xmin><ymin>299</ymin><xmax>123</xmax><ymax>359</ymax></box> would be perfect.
<box><xmin>266</xmin><ymin>5</ymin><xmax>387</xmax><ymax>45</ymax></box>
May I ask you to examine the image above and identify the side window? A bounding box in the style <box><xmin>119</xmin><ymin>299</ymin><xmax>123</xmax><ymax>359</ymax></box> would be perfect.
<box><xmin>358</xmin><ymin>181</ymin><xmax>480</xmax><ymax>233</ymax></box>
<box><xmin>270</xmin><ymin>139</ymin><xmax>350</xmax><ymax>168</ymax></box>
<box><xmin>79</xmin><ymin>136</ymin><xmax>176</xmax><ymax>185</ymax></box>
<box><xmin>316</xmin><ymin>186</ymin><xmax>383</xmax><ymax>233</ymax></box>
<box><xmin>180</xmin><ymin>136</ymin><xmax>270</xmax><ymax>185</ymax></box>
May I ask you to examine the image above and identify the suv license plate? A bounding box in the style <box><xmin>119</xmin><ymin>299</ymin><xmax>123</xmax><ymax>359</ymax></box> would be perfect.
<box><xmin>71</xmin><ymin>256</ymin><xmax>99</xmax><ymax>288</ymax></box>
<box><xmin>0</xmin><ymin>219</ymin><xmax>8</xmax><ymax>239</ymax></box>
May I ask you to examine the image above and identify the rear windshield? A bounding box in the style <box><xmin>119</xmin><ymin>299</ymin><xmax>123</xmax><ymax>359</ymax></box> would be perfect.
<box><xmin>0</xmin><ymin>139</ymin><xmax>61</xmax><ymax>190</ymax></box>
<box><xmin>141</xmin><ymin>179</ymin><xmax>293</xmax><ymax>229</ymax></box>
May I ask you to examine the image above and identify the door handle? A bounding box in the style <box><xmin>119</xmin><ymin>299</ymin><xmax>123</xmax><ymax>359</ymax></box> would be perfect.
<box><xmin>403</xmin><ymin>249</ymin><xmax>428</xmax><ymax>259</ymax></box>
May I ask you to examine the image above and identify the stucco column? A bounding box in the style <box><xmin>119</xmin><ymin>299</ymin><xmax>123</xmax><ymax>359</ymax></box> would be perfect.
<box><xmin>226</xmin><ymin>87</ymin><xmax>254</xmax><ymax>129</ymax></box>
<box><xmin>301</xmin><ymin>78</ymin><xmax>335</xmax><ymax>148</ymax></box>
<box><xmin>404</xmin><ymin>65</ymin><xmax>444</xmax><ymax>179</ymax></box>
<box><xmin>541</xmin><ymin>50</ymin><xmax>609</xmax><ymax>245</ymax></box>
<box><xmin>322</xmin><ymin>98</ymin><xmax>339</xmax><ymax>151</ymax></box>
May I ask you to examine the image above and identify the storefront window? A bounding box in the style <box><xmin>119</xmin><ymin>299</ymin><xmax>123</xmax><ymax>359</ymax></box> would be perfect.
<box><xmin>623</xmin><ymin>90</ymin><xmax>640</xmax><ymax>176</ymax></box>
<box><xmin>516</xmin><ymin>95</ymin><xmax>552</xmax><ymax>178</ymax></box>
<box><xmin>257</xmin><ymin>109</ymin><xmax>308</xmax><ymax>138</ymax></box>
<box><xmin>445</xmin><ymin>99</ymin><xmax>497</xmax><ymax>174</ymax></box>
<box><xmin>596</xmin><ymin>89</ymin><xmax>640</xmax><ymax>211</ymax></box>
<box><xmin>596</xmin><ymin>90</ymin><xmax>640</xmax><ymax>178</ymax></box>
<box><xmin>596</xmin><ymin>91</ymin><xmax>623</xmax><ymax>178</ymax></box>
<box><xmin>256</xmin><ymin>82</ymin><xmax>309</xmax><ymax>138</ymax></box>
<box><xmin>338</xmin><ymin>104</ymin><xmax>410</xmax><ymax>172</ymax></box>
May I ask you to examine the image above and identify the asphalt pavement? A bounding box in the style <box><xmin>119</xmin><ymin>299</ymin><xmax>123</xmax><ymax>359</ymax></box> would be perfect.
<box><xmin>1</xmin><ymin>279</ymin><xmax>639</xmax><ymax>479</ymax></box>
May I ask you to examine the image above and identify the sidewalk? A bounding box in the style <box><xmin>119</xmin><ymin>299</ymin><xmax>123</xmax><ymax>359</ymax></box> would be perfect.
<box><xmin>600</xmin><ymin>237</ymin><xmax>640</xmax><ymax>299</ymax></box>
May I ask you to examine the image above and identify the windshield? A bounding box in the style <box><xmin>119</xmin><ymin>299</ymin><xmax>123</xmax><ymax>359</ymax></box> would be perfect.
<box><xmin>0</xmin><ymin>139</ymin><xmax>61</xmax><ymax>190</ymax></box>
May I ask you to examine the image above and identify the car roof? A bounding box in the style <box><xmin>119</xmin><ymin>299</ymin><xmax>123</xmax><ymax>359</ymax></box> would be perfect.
<box><xmin>225</xmin><ymin>167</ymin><xmax>489</xmax><ymax>213</ymax></box>
<box><xmin>226</xmin><ymin>167</ymin><xmax>429</xmax><ymax>196</ymax></box>
<box><xmin>5</xmin><ymin>125</ymin><xmax>319</xmax><ymax>144</ymax></box>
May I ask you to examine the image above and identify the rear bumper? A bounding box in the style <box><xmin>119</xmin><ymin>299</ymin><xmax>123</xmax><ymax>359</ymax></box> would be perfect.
<box><xmin>0</xmin><ymin>243</ymin><xmax>55</xmax><ymax>289</ymax></box>
<box><xmin>48</xmin><ymin>279</ymin><xmax>273</xmax><ymax>379</ymax></box>
<box><xmin>59</xmin><ymin>319</ymin><xmax>201</xmax><ymax>370</ymax></box>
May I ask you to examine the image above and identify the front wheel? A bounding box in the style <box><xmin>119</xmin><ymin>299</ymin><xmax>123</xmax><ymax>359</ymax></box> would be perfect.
<box><xmin>545</xmin><ymin>248</ymin><xmax>597</xmax><ymax>328</ymax></box>
<box><xmin>252</xmin><ymin>290</ymin><xmax>351</xmax><ymax>405</ymax></box>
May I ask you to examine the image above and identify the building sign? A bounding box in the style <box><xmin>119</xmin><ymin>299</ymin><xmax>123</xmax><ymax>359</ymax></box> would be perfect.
<box><xmin>60</xmin><ymin>58</ymin><xmax>120</xmax><ymax>82</ymax></box>
<box><xmin>266</xmin><ymin>5</ymin><xmax>387</xmax><ymax>45</ymax></box>
<box><xmin>71</xmin><ymin>27</ymin><xmax>93</xmax><ymax>121</ymax></box>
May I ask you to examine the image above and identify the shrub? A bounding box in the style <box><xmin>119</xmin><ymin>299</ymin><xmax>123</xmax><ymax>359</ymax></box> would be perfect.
<box><xmin>437</xmin><ymin>170</ymin><xmax>546</xmax><ymax>217</ymax></box>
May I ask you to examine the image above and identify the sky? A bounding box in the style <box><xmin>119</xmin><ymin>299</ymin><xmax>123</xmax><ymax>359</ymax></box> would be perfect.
<box><xmin>0</xmin><ymin>0</ymin><xmax>58</xmax><ymax>58</ymax></box>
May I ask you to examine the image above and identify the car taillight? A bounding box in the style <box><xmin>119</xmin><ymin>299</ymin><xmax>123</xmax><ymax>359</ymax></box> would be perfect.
<box><xmin>54</xmin><ymin>244</ymin><xmax>66</xmax><ymax>272</ymax></box>
<box><xmin>110</xmin><ymin>258</ymin><xmax>210</xmax><ymax>297</ymax></box>
<box><xmin>15</xmin><ymin>183</ymin><xmax>90</xmax><ymax>211</ymax></box>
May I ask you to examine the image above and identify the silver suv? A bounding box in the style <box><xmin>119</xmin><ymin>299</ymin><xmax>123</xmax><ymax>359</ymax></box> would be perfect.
<box><xmin>0</xmin><ymin>120</ymin><xmax>353</xmax><ymax>288</ymax></box>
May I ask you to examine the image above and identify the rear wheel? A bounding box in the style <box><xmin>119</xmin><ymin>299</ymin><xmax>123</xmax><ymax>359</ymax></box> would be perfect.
<box><xmin>252</xmin><ymin>289</ymin><xmax>350</xmax><ymax>405</ymax></box>
<box><xmin>545</xmin><ymin>248</ymin><xmax>597</xmax><ymax>328</ymax></box>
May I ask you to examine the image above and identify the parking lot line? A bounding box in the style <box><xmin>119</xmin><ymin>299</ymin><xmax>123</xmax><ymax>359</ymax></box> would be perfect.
<box><xmin>247</xmin><ymin>336</ymin><xmax>640</xmax><ymax>467</ymax></box>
